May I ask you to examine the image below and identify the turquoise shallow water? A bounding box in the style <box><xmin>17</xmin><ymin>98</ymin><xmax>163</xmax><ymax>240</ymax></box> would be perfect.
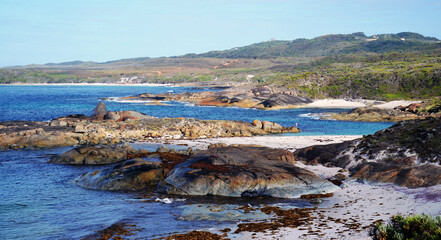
<box><xmin>0</xmin><ymin>85</ymin><xmax>394</xmax><ymax>239</ymax></box>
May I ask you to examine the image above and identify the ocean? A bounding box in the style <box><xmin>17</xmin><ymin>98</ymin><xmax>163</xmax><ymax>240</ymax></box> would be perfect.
<box><xmin>0</xmin><ymin>85</ymin><xmax>393</xmax><ymax>239</ymax></box>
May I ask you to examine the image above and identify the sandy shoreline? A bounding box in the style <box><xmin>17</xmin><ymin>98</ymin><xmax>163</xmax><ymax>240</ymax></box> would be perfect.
<box><xmin>1</xmin><ymin>84</ymin><xmax>421</xmax><ymax>109</ymax></box>
<box><xmin>235</xmin><ymin>181</ymin><xmax>441</xmax><ymax>240</ymax></box>
<box><xmin>302</xmin><ymin>99</ymin><xmax>421</xmax><ymax>109</ymax></box>
<box><xmin>166</xmin><ymin>135</ymin><xmax>362</xmax><ymax>152</ymax></box>
<box><xmin>162</xmin><ymin>135</ymin><xmax>441</xmax><ymax>239</ymax></box>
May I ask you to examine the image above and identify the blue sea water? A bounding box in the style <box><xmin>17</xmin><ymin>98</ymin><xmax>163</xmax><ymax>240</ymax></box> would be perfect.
<box><xmin>0</xmin><ymin>85</ymin><xmax>393</xmax><ymax>135</ymax></box>
<box><xmin>0</xmin><ymin>85</ymin><xmax>394</xmax><ymax>239</ymax></box>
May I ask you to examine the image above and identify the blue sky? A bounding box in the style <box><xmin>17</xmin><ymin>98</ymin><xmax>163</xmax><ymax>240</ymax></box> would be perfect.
<box><xmin>0</xmin><ymin>0</ymin><xmax>440</xmax><ymax>67</ymax></box>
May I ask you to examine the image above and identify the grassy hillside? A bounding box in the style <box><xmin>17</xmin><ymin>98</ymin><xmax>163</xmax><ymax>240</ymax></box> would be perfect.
<box><xmin>265</xmin><ymin>51</ymin><xmax>441</xmax><ymax>100</ymax></box>
<box><xmin>186</xmin><ymin>32</ymin><xmax>440</xmax><ymax>59</ymax></box>
<box><xmin>1</xmin><ymin>32</ymin><xmax>440</xmax><ymax>101</ymax></box>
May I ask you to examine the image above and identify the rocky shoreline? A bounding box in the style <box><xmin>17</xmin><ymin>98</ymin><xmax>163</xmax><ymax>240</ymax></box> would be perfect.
<box><xmin>0</xmin><ymin>103</ymin><xmax>299</xmax><ymax>150</ymax></box>
<box><xmin>293</xmin><ymin>117</ymin><xmax>441</xmax><ymax>188</ymax></box>
<box><xmin>2</xmin><ymin>96</ymin><xmax>441</xmax><ymax>239</ymax></box>
<box><xmin>114</xmin><ymin>85</ymin><xmax>441</xmax><ymax>123</ymax></box>
<box><xmin>322</xmin><ymin>97</ymin><xmax>441</xmax><ymax>122</ymax></box>
<box><xmin>70</xmin><ymin>144</ymin><xmax>338</xmax><ymax>198</ymax></box>
<box><xmin>114</xmin><ymin>86</ymin><xmax>313</xmax><ymax>110</ymax></box>
<box><xmin>50</xmin><ymin>113</ymin><xmax>441</xmax><ymax>239</ymax></box>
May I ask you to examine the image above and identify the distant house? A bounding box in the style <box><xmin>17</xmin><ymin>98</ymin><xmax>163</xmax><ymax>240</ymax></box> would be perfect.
<box><xmin>366</xmin><ymin>35</ymin><xmax>379</xmax><ymax>42</ymax></box>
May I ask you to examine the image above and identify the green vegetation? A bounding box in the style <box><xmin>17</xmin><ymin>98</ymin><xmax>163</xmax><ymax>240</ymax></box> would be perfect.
<box><xmin>370</xmin><ymin>214</ymin><xmax>441</xmax><ymax>240</ymax></box>
<box><xmin>187</xmin><ymin>32</ymin><xmax>440</xmax><ymax>59</ymax></box>
<box><xmin>1</xmin><ymin>32</ymin><xmax>440</xmax><ymax>101</ymax></box>
<box><xmin>266</xmin><ymin>51</ymin><xmax>441</xmax><ymax>100</ymax></box>
<box><xmin>0</xmin><ymin>69</ymin><xmax>89</xmax><ymax>84</ymax></box>
<box><xmin>357</xmin><ymin>117</ymin><xmax>441</xmax><ymax>164</ymax></box>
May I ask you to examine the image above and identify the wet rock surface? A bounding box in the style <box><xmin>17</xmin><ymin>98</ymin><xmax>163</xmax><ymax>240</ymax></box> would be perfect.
<box><xmin>48</xmin><ymin>143</ymin><xmax>136</xmax><ymax>165</ymax></box>
<box><xmin>75</xmin><ymin>159</ymin><xmax>163</xmax><ymax>190</ymax></box>
<box><xmin>158</xmin><ymin>145</ymin><xmax>338</xmax><ymax>198</ymax></box>
<box><xmin>294</xmin><ymin>117</ymin><xmax>441</xmax><ymax>187</ymax></box>
<box><xmin>75</xmin><ymin>148</ymin><xmax>190</xmax><ymax>191</ymax></box>
<box><xmin>75</xmin><ymin>145</ymin><xmax>337</xmax><ymax>197</ymax></box>
<box><xmin>81</xmin><ymin>222</ymin><xmax>141</xmax><ymax>240</ymax></box>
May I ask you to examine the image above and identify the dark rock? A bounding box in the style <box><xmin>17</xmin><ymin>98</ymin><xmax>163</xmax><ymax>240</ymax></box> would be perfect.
<box><xmin>351</xmin><ymin>161</ymin><xmax>441</xmax><ymax>188</ymax></box>
<box><xmin>333</xmin><ymin>173</ymin><xmax>348</xmax><ymax>181</ymax></box>
<box><xmin>92</xmin><ymin>102</ymin><xmax>107</xmax><ymax>118</ymax></box>
<box><xmin>158</xmin><ymin>146</ymin><xmax>337</xmax><ymax>198</ymax></box>
<box><xmin>62</xmin><ymin>114</ymin><xmax>90</xmax><ymax>120</ymax></box>
<box><xmin>260</xmin><ymin>94</ymin><xmax>312</xmax><ymax>108</ymax></box>
<box><xmin>208</xmin><ymin>143</ymin><xmax>228</xmax><ymax>149</ymax></box>
<box><xmin>49</xmin><ymin>143</ymin><xmax>136</xmax><ymax>165</ymax></box>
<box><xmin>293</xmin><ymin>118</ymin><xmax>441</xmax><ymax>188</ymax></box>
<box><xmin>250</xmin><ymin>86</ymin><xmax>272</xmax><ymax>96</ymax></box>
<box><xmin>118</xmin><ymin>87</ymin><xmax>313</xmax><ymax>110</ymax></box>
<box><xmin>103</xmin><ymin>110</ymin><xmax>149</xmax><ymax>121</ymax></box>
<box><xmin>294</xmin><ymin>141</ymin><xmax>354</xmax><ymax>167</ymax></box>
<box><xmin>104</xmin><ymin>111</ymin><xmax>121</xmax><ymax>121</ymax></box>
<box><xmin>75</xmin><ymin>159</ymin><xmax>162</xmax><ymax>190</ymax></box>
<box><xmin>322</xmin><ymin>107</ymin><xmax>423</xmax><ymax>122</ymax></box>
<box><xmin>119</xmin><ymin>111</ymin><xmax>150</xmax><ymax>121</ymax></box>
<box><xmin>157</xmin><ymin>146</ymin><xmax>170</xmax><ymax>153</ymax></box>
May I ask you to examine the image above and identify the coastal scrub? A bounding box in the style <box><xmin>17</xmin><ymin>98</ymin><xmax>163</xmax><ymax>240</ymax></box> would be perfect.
<box><xmin>370</xmin><ymin>214</ymin><xmax>441</xmax><ymax>240</ymax></box>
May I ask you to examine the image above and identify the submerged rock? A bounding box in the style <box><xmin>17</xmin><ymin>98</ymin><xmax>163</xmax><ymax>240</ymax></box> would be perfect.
<box><xmin>49</xmin><ymin>143</ymin><xmax>136</xmax><ymax>165</ymax></box>
<box><xmin>158</xmin><ymin>146</ymin><xmax>338</xmax><ymax>198</ymax></box>
<box><xmin>179</xmin><ymin>204</ymin><xmax>271</xmax><ymax>222</ymax></box>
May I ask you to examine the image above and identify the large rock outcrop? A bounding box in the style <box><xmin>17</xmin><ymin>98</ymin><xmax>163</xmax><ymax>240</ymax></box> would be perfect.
<box><xmin>92</xmin><ymin>102</ymin><xmax>108</xmax><ymax>120</ymax></box>
<box><xmin>0</xmin><ymin>103</ymin><xmax>300</xmax><ymax>150</ymax></box>
<box><xmin>75</xmin><ymin>159</ymin><xmax>163</xmax><ymax>190</ymax></box>
<box><xmin>158</xmin><ymin>145</ymin><xmax>338</xmax><ymax>198</ymax></box>
<box><xmin>294</xmin><ymin>117</ymin><xmax>441</xmax><ymax>188</ymax></box>
<box><xmin>48</xmin><ymin>144</ymin><xmax>136</xmax><ymax>165</ymax></box>
<box><xmin>116</xmin><ymin>87</ymin><xmax>312</xmax><ymax>110</ymax></box>
<box><xmin>322</xmin><ymin>98</ymin><xmax>441</xmax><ymax>122</ymax></box>
<box><xmin>103</xmin><ymin>111</ymin><xmax>151</xmax><ymax>121</ymax></box>
<box><xmin>321</xmin><ymin>107</ymin><xmax>422</xmax><ymax>122</ymax></box>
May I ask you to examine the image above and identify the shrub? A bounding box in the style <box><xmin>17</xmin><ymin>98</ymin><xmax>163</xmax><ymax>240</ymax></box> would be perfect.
<box><xmin>370</xmin><ymin>214</ymin><xmax>441</xmax><ymax>240</ymax></box>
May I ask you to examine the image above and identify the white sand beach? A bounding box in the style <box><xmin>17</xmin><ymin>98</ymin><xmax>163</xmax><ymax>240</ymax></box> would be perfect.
<box><xmin>235</xmin><ymin>181</ymin><xmax>441</xmax><ymax>240</ymax></box>
<box><xmin>302</xmin><ymin>99</ymin><xmax>421</xmax><ymax>109</ymax></box>
<box><xmin>165</xmin><ymin>134</ymin><xmax>441</xmax><ymax>239</ymax></box>
<box><xmin>303</xmin><ymin>99</ymin><xmax>368</xmax><ymax>108</ymax></box>
<box><xmin>373</xmin><ymin>100</ymin><xmax>422</xmax><ymax>109</ymax></box>
<box><xmin>166</xmin><ymin>135</ymin><xmax>362</xmax><ymax>152</ymax></box>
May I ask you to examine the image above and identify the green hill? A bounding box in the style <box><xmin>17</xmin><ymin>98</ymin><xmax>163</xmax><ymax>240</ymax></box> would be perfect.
<box><xmin>185</xmin><ymin>32</ymin><xmax>440</xmax><ymax>59</ymax></box>
<box><xmin>1</xmin><ymin>32</ymin><xmax>440</xmax><ymax>101</ymax></box>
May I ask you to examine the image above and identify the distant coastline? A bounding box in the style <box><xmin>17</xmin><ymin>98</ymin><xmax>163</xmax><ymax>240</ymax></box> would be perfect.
<box><xmin>0</xmin><ymin>82</ymin><xmax>175</xmax><ymax>87</ymax></box>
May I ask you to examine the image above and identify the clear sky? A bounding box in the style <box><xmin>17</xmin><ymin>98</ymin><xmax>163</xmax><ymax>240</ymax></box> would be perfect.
<box><xmin>1</xmin><ymin>0</ymin><xmax>440</xmax><ymax>67</ymax></box>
